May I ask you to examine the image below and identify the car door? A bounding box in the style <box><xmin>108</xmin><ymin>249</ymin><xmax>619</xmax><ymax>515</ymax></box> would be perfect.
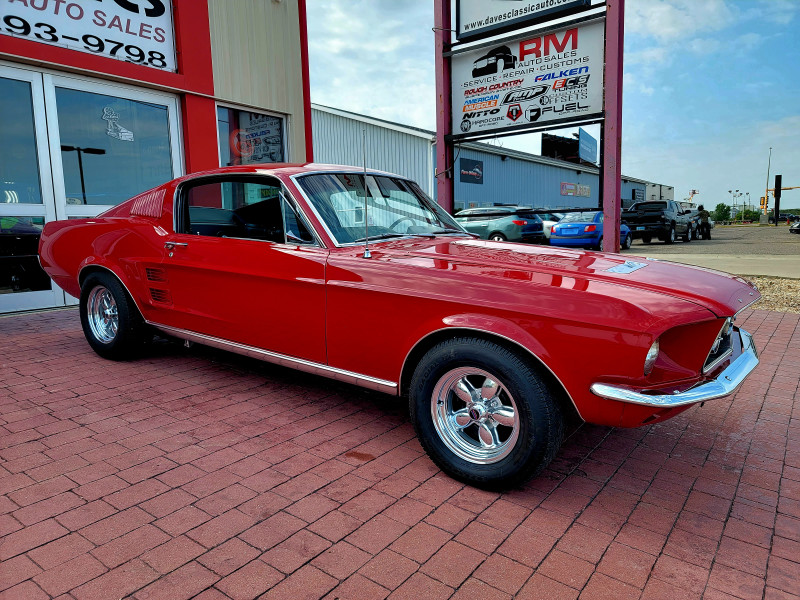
<box><xmin>156</xmin><ymin>175</ymin><xmax>327</xmax><ymax>364</ymax></box>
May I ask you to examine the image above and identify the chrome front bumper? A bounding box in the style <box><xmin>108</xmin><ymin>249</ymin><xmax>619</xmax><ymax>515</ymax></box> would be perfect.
<box><xmin>590</xmin><ymin>328</ymin><xmax>759</xmax><ymax>408</ymax></box>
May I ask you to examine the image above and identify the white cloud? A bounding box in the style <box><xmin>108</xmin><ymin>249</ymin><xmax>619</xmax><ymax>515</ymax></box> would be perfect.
<box><xmin>626</xmin><ymin>0</ymin><xmax>734</xmax><ymax>42</ymax></box>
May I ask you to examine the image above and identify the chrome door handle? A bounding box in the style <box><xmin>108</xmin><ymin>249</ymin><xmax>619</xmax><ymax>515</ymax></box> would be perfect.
<box><xmin>164</xmin><ymin>242</ymin><xmax>188</xmax><ymax>250</ymax></box>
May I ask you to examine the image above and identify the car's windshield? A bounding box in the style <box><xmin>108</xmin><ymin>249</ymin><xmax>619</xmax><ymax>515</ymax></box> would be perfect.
<box><xmin>296</xmin><ymin>173</ymin><xmax>466</xmax><ymax>244</ymax></box>
<box><xmin>559</xmin><ymin>211</ymin><xmax>599</xmax><ymax>223</ymax></box>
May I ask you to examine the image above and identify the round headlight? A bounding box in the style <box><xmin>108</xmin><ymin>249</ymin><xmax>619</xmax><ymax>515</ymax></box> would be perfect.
<box><xmin>644</xmin><ymin>339</ymin><xmax>659</xmax><ymax>376</ymax></box>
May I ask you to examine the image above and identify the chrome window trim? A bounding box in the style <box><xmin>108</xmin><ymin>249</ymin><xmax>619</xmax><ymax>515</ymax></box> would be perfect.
<box><xmin>146</xmin><ymin>321</ymin><xmax>398</xmax><ymax>395</ymax></box>
<box><xmin>289</xmin><ymin>171</ymin><xmax>468</xmax><ymax>249</ymax></box>
<box><xmin>172</xmin><ymin>174</ymin><xmax>326</xmax><ymax>248</ymax></box>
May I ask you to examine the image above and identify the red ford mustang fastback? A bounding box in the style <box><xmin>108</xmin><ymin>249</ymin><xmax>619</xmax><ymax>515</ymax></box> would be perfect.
<box><xmin>39</xmin><ymin>164</ymin><xmax>761</xmax><ymax>489</ymax></box>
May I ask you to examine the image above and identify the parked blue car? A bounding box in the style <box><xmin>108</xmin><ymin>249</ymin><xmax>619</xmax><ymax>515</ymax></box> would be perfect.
<box><xmin>550</xmin><ymin>211</ymin><xmax>632</xmax><ymax>250</ymax></box>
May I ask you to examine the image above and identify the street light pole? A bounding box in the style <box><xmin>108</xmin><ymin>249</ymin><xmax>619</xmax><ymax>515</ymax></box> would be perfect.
<box><xmin>60</xmin><ymin>145</ymin><xmax>106</xmax><ymax>204</ymax></box>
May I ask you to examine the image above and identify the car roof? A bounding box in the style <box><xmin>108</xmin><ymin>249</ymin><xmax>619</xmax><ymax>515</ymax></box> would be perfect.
<box><xmin>170</xmin><ymin>163</ymin><xmax>405</xmax><ymax>186</ymax></box>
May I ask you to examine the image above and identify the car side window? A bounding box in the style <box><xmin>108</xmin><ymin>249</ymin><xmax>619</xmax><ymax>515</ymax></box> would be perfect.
<box><xmin>181</xmin><ymin>178</ymin><xmax>315</xmax><ymax>245</ymax></box>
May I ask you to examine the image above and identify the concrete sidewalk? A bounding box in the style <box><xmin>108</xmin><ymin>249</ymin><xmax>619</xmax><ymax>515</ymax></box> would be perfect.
<box><xmin>642</xmin><ymin>254</ymin><xmax>800</xmax><ymax>279</ymax></box>
<box><xmin>1</xmin><ymin>308</ymin><xmax>799</xmax><ymax>599</ymax></box>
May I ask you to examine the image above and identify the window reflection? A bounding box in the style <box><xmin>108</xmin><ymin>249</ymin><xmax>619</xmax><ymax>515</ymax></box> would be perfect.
<box><xmin>56</xmin><ymin>88</ymin><xmax>173</xmax><ymax>205</ymax></box>
<box><xmin>0</xmin><ymin>216</ymin><xmax>51</xmax><ymax>293</ymax></box>
<box><xmin>0</xmin><ymin>78</ymin><xmax>43</xmax><ymax>205</ymax></box>
<box><xmin>218</xmin><ymin>107</ymin><xmax>285</xmax><ymax>166</ymax></box>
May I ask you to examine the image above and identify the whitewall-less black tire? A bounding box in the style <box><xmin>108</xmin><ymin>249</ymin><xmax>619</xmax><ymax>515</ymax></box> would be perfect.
<box><xmin>409</xmin><ymin>337</ymin><xmax>564</xmax><ymax>490</ymax></box>
<box><xmin>79</xmin><ymin>272</ymin><xmax>146</xmax><ymax>360</ymax></box>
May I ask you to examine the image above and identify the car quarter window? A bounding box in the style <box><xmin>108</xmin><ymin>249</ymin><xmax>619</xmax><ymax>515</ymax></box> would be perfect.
<box><xmin>180</xmin><ymin>178</ymin><xmax>315</xmax><ymax>245</ymax></box>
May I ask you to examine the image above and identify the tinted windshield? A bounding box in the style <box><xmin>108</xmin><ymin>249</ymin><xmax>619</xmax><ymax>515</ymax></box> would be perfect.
<box><xmin>296</xmin><ymin>173</ymin><xmax>465</xmax><ymax>244</ymax></box>
<box><xmin>559</xmin><ymin>211</ymin><xmax>599</xmax><ymax>223</ymax></box>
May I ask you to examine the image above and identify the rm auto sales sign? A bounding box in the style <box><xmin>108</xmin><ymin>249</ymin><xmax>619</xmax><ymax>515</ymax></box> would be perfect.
<box><xmin>452</xmin><ymin>19</ymin><xmax>604</xmax><ymax>138</ymax></box>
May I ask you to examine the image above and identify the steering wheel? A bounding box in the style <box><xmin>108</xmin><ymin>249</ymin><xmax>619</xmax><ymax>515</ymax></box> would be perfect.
<box><xmin>389</xmin><ymin>217</ymin><xmax>416</xmax><ymax>232</ymax></box>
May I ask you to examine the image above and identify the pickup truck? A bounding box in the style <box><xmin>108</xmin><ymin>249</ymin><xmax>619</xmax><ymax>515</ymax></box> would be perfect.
<box><xmin>621</xmin><ymin>200</ymin><xmax>692</xmax><ymax>244</ymax></box>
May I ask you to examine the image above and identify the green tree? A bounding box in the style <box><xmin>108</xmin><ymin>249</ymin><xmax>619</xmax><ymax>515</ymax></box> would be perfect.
<box><xmin>712</xmin><ymin>203</ymin><xmax>731</xmax><ymax>222</ymax></box>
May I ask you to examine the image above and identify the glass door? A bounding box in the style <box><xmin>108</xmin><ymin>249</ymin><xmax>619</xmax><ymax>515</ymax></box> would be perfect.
<box><xmin>0</xmin><ymin>65</ymin><xmax>183</xmax><ymax>313</ymax></box>
<box><xmin>0</xmin><ymin>66</ymin><xmax>60</xmax><ymax>313</ymax></box>
<box><xmin>44</xmin><ymin>75</ymin><xmax>183</xmax><ymax>221</ymax></box>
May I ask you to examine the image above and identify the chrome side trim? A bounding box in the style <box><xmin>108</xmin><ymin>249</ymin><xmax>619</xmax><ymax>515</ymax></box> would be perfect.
<box><xmin>147</xmin><ymin>322</ymin><xmax>398</xmax><ymax>395</ymax></box>
<box><xmin>399</xmin><ymin>326</ymin><xmax>584</xmax><ymax>421</ymax></box>
<box><xmin>590</xmin><ymin>328</ymin><xmax>758</xmax><ymax>408</ymax></box>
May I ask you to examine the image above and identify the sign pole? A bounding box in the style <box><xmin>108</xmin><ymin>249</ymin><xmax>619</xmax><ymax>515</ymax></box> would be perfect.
<box><xmin>434</xmin><ymin>0</ymin><xmax>454</xmax><ymax>213</ymax></box>
<box><xmin>602</xmin><ymin>0</ymin><xmax>624</xmax><ymax>252</ymax></box>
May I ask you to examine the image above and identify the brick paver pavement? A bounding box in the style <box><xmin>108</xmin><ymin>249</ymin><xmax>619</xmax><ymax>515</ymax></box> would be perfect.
<box><xmin>0</xmin><ymin>307</ymin><xmax>798</xmax><ymax>599</ymax></box>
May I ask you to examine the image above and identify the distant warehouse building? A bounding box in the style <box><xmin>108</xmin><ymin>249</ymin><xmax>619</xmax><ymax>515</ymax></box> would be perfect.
<box><xmin>311</xmin><ymin>104</ymin><xmax>657</xmax><ymax>212</ymax></box>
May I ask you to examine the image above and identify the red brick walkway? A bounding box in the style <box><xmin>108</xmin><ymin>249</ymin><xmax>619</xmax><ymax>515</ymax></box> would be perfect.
<box><xmin>1</xmin><ymin>308</ymin><xmax>798</xmax><ymax>600</ymax></box>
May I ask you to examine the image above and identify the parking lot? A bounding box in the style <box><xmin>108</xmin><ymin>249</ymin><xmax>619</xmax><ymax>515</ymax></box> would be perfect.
<box><xmin>1</xmin><ymin>307</ymin><xmax>799</xmax><ymax>599</ymax></box>
<box><xmin>617</xmin><ymin>225</ymin><xmax>800</xmax><ymax>281</ymax></box>
<box><xmin>624</xmin><ymin>224</ymin><xmax>800</xmax><ymax>256</ymax></box>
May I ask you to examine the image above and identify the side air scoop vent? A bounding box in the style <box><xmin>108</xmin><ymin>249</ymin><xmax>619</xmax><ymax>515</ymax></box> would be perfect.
<box><xmin>145</xmin><ymin>268</ymin><xmax>168</xmax><ymax>282</ymax></box>
<box><xmin>149</xmin><ymin>288</ymin><xmax>172</xmax><ymax>304</ymax></box>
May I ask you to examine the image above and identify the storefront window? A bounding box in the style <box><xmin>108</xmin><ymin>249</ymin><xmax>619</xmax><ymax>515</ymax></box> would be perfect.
<box><xmin>1</xmin><ymin>78</ymin><xmax>42</xmax><ymax>205</ymax></box>
<box><xmin>218</xmin><ymin>107</ymin><xmax>285</xmax><ymax>166</ymax></box>
<box><xmin>0</xmin><ymin>216</ymin><xmax>51</xmax><ymax>293</ymax></box>
<box><xmin>56</xmin><ymin>88</ymin><xmax>174</xmax><ymax>205</ymax></box>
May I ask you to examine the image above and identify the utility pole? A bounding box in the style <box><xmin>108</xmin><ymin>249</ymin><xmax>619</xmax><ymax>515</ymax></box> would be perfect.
<box><xmin>764</xmin><ymin>147</ymin><xmax>772</xmax><ymax>215</ymax></box>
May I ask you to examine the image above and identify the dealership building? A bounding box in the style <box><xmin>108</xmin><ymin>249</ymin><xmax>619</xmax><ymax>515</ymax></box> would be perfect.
<box><xmin>0</xmin><ymin>1</ymin><xmax>672</xmax><ymax>315</ymax></box>
<box><xmin>1</xmin><ymin>0</ymin><xmax>312</xmax><ymax>313</ymax></box>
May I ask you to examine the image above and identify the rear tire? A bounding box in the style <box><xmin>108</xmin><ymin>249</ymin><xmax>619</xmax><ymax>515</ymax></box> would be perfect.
<box><xmin>409</xmin><ymin>337</ymin><xmax>563</xmax><ymax>490</ymax></box>
<box><xmin>622</xmin><ymin>233</ymin><xmax>632</xmax><ymax>250</ymax></box>
<box><xmin>489</xmin><ymin>233</ymin><xmax>507</xmax><ymax>241</ymax></box>
<box><xmin>664</xmin><ymin>225</ymin><xmax>676</xmax><ymax>244</ymax></box>
<box><xmin>80</xmin><ymin>272</ymin><xmax>147</xmax><ymax>360</ymax></box>
<box><xmin>642</xmin><ymin>235</ymin><xmax>652</xmax><ymax>244</ymax></box>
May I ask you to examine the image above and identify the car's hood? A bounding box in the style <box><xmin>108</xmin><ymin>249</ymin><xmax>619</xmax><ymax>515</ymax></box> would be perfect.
<box><xmin>379</xmin><ymin>237</ymin><xmax>760</xmax><ymax>317</ymax></box>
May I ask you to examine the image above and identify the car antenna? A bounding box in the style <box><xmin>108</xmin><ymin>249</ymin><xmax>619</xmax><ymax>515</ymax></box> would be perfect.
<box><xmin>362</xmin><ymin>129</ymin><xmax>371</xmax><ymax>259</ymax></box>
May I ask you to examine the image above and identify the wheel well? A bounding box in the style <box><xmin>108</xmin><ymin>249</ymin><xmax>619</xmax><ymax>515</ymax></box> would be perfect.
<box><xmin>488</xmin><ymin>231</ymin><xmax>506</xmax><ymax>239</ymax></box>
<box><xmin>78</xmin><ymin>265</ymin><xmax>145</xmax><ymax>319</ymax></box>
<box><xmin>400</xmin><ymin>328</ymin><xmax>582</xmax><ymax>423</ymax></box>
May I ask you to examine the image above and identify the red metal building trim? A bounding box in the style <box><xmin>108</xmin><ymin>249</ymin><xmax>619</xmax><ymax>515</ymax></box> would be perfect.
<box><xmin>601</xmin><ymin>0</ymin><xmax>624</xmax><ymax>253</ymax></box>
<box><xmin>434</xmin><ymin>0</ymin><xmax>454</xmax><ymax>213</ymax></box>
<box><xmin>298</xmin><ymin>0</ymin><xmax>314</xmax><ymax>163</ymax></box>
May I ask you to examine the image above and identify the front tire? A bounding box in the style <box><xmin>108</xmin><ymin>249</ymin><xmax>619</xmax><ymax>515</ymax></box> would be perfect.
<box><xmin>409</xmin><ymin>337</ymin><xmax>563</xmax><ymax>490</ymax></box>
<box><xmin>80</xmin><ymin>272</ymin><xmax>146</xmax><ymax>360</ymax></box>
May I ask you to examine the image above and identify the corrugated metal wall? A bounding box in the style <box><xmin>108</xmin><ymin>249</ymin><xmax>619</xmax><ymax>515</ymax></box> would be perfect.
<box><xmin>208</xmin><ymin>0</ymin><xmax>306</xmax><ymax>161</ymax></box>
<box><xmin>311</xmin><ymin>108</ymin><xmax>434</xmax><ymax>194</ymax></box>
<box><xmin>311</xmin><ymin>106</ymin><xmax>652</xmax><ymax>209</ymax></box>
<box><xmin>453</xmin><ymin>146</ymin><xmax>600</xmax><ymax>211</ymax></box>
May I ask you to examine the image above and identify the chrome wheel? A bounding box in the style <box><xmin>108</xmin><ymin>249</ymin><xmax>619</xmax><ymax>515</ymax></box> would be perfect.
<box><xmin>431</xmin><ymin>367</ymin><xmax>520</xmax><ymax>464</ymax></box>
<box><xmin>86</xmin><ymin>285</ymin><xmax>119</xmax><ymax>344</ymax></box>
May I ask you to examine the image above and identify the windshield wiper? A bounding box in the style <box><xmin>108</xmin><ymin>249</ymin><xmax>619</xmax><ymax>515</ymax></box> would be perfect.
<box><xmin>429</xmin><ymin>228</ymin><xmax>477</xmax><ymax>237</ymax></box>
<box><xmin>354</xmin><ymin>232</ymin><xmax>408</xmax><ymax>243</ymax></box>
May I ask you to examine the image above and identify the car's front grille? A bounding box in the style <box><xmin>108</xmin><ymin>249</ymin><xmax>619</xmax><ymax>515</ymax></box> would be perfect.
<box><xmin>703</xmin><ymin>318</ymin><xmax>734</xmax><ymax>373</ymax></box>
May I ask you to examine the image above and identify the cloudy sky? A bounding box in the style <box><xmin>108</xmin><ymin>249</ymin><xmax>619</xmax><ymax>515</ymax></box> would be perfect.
<box><xmin>307</xmin><ymin>0</ymin><xmax>800</xmax><ymax>209</ymax></box>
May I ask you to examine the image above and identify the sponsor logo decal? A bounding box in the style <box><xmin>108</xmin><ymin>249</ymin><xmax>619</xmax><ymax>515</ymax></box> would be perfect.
<box><xmin>507</xmin><ymin>104</ymin><xmax>522</xmax><ymax>121</ymax></box>
<box><xmin>501</xmin><ymin>85</ymin><xmax>549</xmax><ymax>104</ymax></box>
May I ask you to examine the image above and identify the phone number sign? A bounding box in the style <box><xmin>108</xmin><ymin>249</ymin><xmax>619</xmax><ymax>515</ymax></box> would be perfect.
<box><xmin>451</xmin><ymin>19</ymin><xmax>604</xmax><ymax>139</ymax></box>
<box><xmin>0</xmin><ymin>0</ymin><xmax>176</xmax><ymax>71</ymax></box>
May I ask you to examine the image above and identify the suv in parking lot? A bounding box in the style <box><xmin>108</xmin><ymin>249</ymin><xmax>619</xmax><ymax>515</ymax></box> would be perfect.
<box><xmin>455</xmin><ymin>206</ymin><xmax>545</xmax><ymax>242</ymax></box>
<box><xmin>621</xmin><ymin>200</ymin><xmax>693</xmax><ymax>244</ymax></box>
